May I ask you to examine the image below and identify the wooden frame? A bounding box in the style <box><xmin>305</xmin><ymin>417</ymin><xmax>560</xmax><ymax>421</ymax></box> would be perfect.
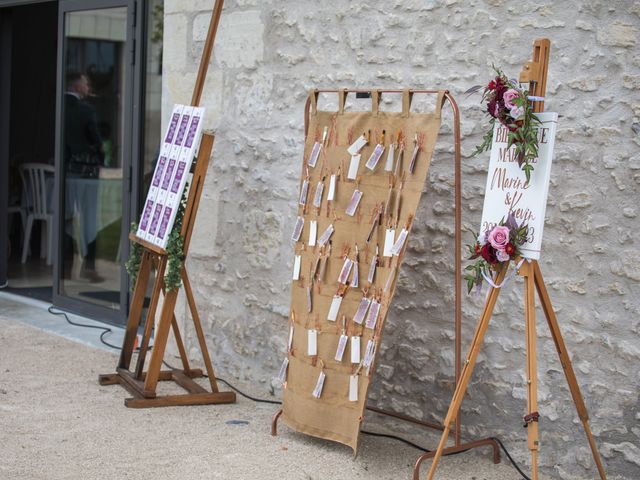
<box><xmin>419</xmin><ymin>39</ymin><xmax>607</xmax><ymax>480</ymax></box>
<box><xmin>98</xmin><ymin>0</ymin><xmax>236</xmax><ymax>408</ymax></box>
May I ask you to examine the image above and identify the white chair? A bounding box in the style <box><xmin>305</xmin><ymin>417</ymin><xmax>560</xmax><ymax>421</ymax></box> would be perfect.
<box><xmin>20</xmin><ymin>163</ymin><xmax>55</xmax><ymax>265</ymax></box>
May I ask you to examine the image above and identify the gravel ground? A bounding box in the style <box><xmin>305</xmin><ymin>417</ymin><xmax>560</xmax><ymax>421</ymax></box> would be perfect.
<box><xmin>0</xmin><ymin>306</ymin><xmax>548</xmax><ymax>480</ymax></box>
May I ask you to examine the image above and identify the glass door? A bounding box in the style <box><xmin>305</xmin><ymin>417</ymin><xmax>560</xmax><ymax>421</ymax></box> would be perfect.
<box><xmin>53</xmin><ymin>0</ymin><xmax>135</xmax><ymax>323</ymax></box>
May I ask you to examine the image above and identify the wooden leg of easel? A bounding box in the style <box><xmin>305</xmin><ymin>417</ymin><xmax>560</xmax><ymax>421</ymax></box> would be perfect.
<box><xmin>533</xmin><ymin>261</ymin><xmax>607</xmax><ymax>479</ymax></box>
<box><xmin>171</xmin><ymin>314</ymin><xmax>192</xmax><ymax>373</ymax></box>
<box><xmin>182</xmin><ymin>267</ymin><xmax>220</xmax><ymax>393</ymax></box>
<box><xmin>135</xmin><ymin>255</ymin><xmax>168</xmax><ymax>379</ymax></box>
<box><xmin>523</xmin><ymin>261</ymin><xmax>539</xmax><ymax>480</ymax></box>
<box><xmin>425</xmin><ymin>267</ymin><xmax>508</xmax><ymax>480</ymax></box>
<box><xmin>143</xmin><ymin>287</ymin><xmax>179</xmax><ymax>393</ymax></box>
<box><xmin>118</xmin><ymin>251</ymin><xmax>153</xmax><ymax>370</ymax></box>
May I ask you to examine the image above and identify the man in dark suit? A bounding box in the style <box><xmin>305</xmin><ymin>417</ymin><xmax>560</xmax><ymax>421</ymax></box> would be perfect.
<box><xmin>63</xmin><ymin>72</ymin><xmax>103</xmax><ymax>282</ymax></box>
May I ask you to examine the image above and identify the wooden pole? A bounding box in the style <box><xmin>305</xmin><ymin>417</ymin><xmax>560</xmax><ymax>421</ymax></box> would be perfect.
<box><xmin>191</xmin><ymin>0</ymin><xmax>225</xmax><ymax>107</ymax></box>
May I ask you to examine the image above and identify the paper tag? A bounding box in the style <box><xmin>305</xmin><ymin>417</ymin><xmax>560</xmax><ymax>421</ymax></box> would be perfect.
<box><xmin>318</xmin><ymin>224</ymin><xmax>334</xmax><ymax>246</ymax></box>
<box><xmin>313</xmin><ymin>181</ymin><xmax>324</xmax><ymax>208</ymax></box>
<box><xmin>347</xmin><ymin>154</ymin><xmax>361</xmax><ymax>180</ymax></box>
<box><xmin>312</xmin><ymin>370</ymin><xmax>326</xmax><ymax>398</ymax></box>
<box><xmin>306</xmin><ymin>286</ymin><xmax>312</xmax><ymax>313</ymax></box>
<box><xmin>409</xmin><ymin>144</ymin><xmax>419</xmax><ymax>174</ymax></box>
<box><xmin>308</xmin><ymin>142</ymin><xmax>321</xmax><ymax>168</ymax></box>
<box><xmin>308</xmin><ymin>220</ymin><xmax>317</xmax><ymax>246</ymax></box>
<box><xmin>292</xmin><ymin>255</ymin><xmax>301</xmax><ymax>280</ymax></box>
<box><xmin>365</xmin><ymin>143</ymin><xmax>385</xmax><ymax>171</ymax></box>
<box><xmin>363</xmin><ymin>339</ymin><xmax>376</xmax><ymax>368</ymax></box>
<box><xmin>307</xmin><ymin>329</ymin><xmax>318</xmax><ymax>356</ymax></box>
<box><xmin>345</xmin><ymin>190</ymin><xmax>363</xmax><ymax>216</ymax></box>
<box><xmin>292</xmin><ymin>216</ymin><xmax>304</xmax><ymax>242</ymax></box>
<box><xmin>353</xmin><ymin>297</ymin><xmax>372</xmax><ymax>325</ymax></box>
<box><xmin>384</xmin><ymin>267</ymin><xmax>396</xmax><ymax>292</ymax></box>
<box><xmin>347</xmin><ymin>134</ymin><xmax>367</xmax><ymax>155</ymax></box>
<box><xmin>288</xmin><ymin>325</ymin><xmax>294</xmax><ymax>351</ymax></box>
<box><xmin>384</xmin><ymin>143</ymin><xmax>395</xmax><ymax>172</ymax></box>
<box><xmin>351</xmin><ymin>336</ymin><xmax>361</xmax><ymax>363</ymax></box>
<box><xmin>335</xmin><ymin>334</ymin><xmax>348</xmax><ymax>362</ymax></box>
<box><xmin>327</xmin><ymin>295</ymin><xmax>343</xmax><ymax>321</ymax></box>
<box><xmin>391</xmin><ymin>228</ymin><xmax>409</xmax><ymax>256</ymax></box>
<box><xmin>383</xmin><ymin>228</ymin><xmax>396</xmax><ymax>257</ymax></box>
<box><xmin>299</xmin><ymin>179</ymin><xmax>309</xmax><ymax>206</ymax></box>
<box><xmin>365</xmin><ymin>300</ymin><xmax>381</xmax><ymax>330</ymax></box>
<box><xmin>277</xmin><ymin>357</ymin><xmax>289</xmax><ymax>384</ymax></box>
<box><xmin>349</xmin><ymin>374</ymin><xmax>359</xmax><ymax>401</ymax></box>
<box><xmin>338</xmin><ymin>258</ymin><xmax>353</xmax><ymax>284</ymax></box>
<box><xmin>367</xmin><ymin>256</ymin><xmax>377</xmax><ymax>283</ymax></box>
<box><xmin>351</xmin><ymin>259</ymin><xmax>359</xmax><ymax>288</ymax></box>
<box><xmin>327</xmin><ymin>174</ymin><xmax>337</xmax><ymax>201</ymax></box>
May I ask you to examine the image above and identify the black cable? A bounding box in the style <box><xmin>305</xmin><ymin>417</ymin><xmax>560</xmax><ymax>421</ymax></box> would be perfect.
<box><xmin>491</xmin><ymin>436</ymin><xmax>532</xmax><ymax>480</ymax></box>
<box><xmin>50</xmin><ymin>310</ymin><xmax>530</xmax><ymax>480</ymax></box>
<box><xmin>48</xmin><ymin>305</ymin><xmax>122</xmax><ymax>350</ymax></box>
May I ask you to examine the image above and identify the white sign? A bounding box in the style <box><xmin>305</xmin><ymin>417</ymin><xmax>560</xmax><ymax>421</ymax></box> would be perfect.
<box><xmin>479</xmin><ymin>112</ymin><xmax>558</xmax><ymax>260</ymax></box>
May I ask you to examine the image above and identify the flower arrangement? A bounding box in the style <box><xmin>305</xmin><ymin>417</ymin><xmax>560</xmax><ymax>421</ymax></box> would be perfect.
<box><xmin>468</xmin><ymin>67</ymin><xmax>541</xmax><ymax>182</ymax></box>
<box><xmin>464</xmin><ymin>213</ymin><xmax>528</xmax><ymax>293</ymax></box>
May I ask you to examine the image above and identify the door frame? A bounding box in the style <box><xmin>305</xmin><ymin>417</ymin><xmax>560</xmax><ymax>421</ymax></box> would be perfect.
<box><xmin>52</xmin><ymin>0</ymin><xmax>138</xmax><ymax>324</ymax></box>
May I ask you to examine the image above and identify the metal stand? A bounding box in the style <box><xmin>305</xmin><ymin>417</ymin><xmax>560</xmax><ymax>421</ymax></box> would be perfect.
<box><xmin>272</xmin><ymin>89</ymin><xmax>500</xmax><ymax>467</ymax></box>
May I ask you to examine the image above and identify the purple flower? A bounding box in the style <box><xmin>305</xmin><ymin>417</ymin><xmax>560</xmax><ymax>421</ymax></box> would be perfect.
<box><xmin>503</xmin><ymin>89</ymin><xmax>519</xmax><ymax>109</ymax></box>
<box><xmin>488</xmin><ymin>226</ymin><xmax>510</xmax><ymax>251</ymax></box>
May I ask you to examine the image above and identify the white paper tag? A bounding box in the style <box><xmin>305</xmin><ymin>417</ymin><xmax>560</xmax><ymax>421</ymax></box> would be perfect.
<box><xmin>318</xmin><ymin>224</ymin><xmax>334</xmax><ymax>246</ymax></box>
<box><xmin>327</xmin><ymin>174</ymin><xmax>337</xmax><ymax>201</ymax></box>
<box><xmin>347</xmin><ymin>154</ymin><xmax>361</xmax><ymax>180</ymax></box>
<box><xmin>353</xmin><ymin>297</ymin><xmax>372</xmax><ymax>325</ymax></box>
<box><xmin>365</xmin><ymin>143</ymin><xmax>385</xmax><ymax>171</ymax></box>
<box><xmin>313</xmin><ymin>181</ymin><xmax>324</xmax><ymax>208</ymax></box>
<box><xmin>338</xmin><ymin>258</ymin><xmax>353</xmax><ymax>284</ymax></box>
<box><xmin>409</xmin><ymin>144</ymin><xmax>419</xmax><ymax>173</ymax></box>
<box><xmin>365</xmin><ymin>300</ymin><xmax>381</xmax><ymax>330</ymax></box>
<box><xmin>363</xmin><ymin>339</ymin><xmax>376</xmax><ymax>368</ymax></box>
<box><xmin>384</xmin><ymin>266</ymin><xmax>396</xmax><ymax>292</ymax></box>
<box><xmin>308</xmin><ymin>141</ymin><xmax>321</xmax><ymax>168</ymax></box>
<box><xmin>367</xmin><ymin>256</ymin><xmax>377</xmax><ymax>283</ymax></box>
<box><xmin>384</xmin><ymin>143</ymin><xmax>395</xmax><ymax>172</ymax></box>
<box><xmin>345</xmin><ymin>190</ymin><xmax>363</xmax><ymax>216</ymax></box>
<box><xmin>292</xmin><ymin>216</ymin><xmax>304</xmax><ymax>242</ymax></box>
<box><xmin>277</xmin><ymin>357</ymin><xmax>289</xmax><ymax>384</ymax></box>
<box><xmin>383</xmin><ymin>228</ymin><xmax>396</xmax><ymax>257</ymax></box>
<box><xmin>351</xmin><ymin>259</ymin><xmax>359</xmax><ymax>288</ymax></box>
<box><xmin>327</xmin><ymin>295</ymin><xmax>343</xmax><ymax>321</ymax></box>
<box><xmin>292</xmin><ymin>255</ymin><xmax>301</xmax><ymax>280</ymax></box>
<box><xmin>308</xmin><ymin>220</ymin><xmax>317</xmax><ymax>246</ymax></box>
<box><xmin>306</xmin><ymin>286</ymin><xmax>312</xmax><ymax>313</ymax></box>
<box><xmin>351</xmin><ymin>336</ymin><xmax>361</xmax><ymax>363</ymax></box>
<box><xmin>312</xmin><ymin>370</ymin><xmax>326</xmax><ymax>398</ymax></box>
<box><xmin>347</xmin><ymin>134</ymin><xmax>367</xmax><ymax>155</ymax></box>
<box><xmin>299</xmin><ymin>179</ymin><xmax>309</xmax><ymax>206</ymax></box>
<box><xmin>349</xmin><ymin>374</ymin><xmax>358</xmax><ymax>401</ymax></box>
<box><xmin>307</xmin><ymin>329</ymin><xmax>318</xmax><ymax>356</ymax></box>
<box><xmin>391</xmin><ymin>228</ymin><xmax>409</xmax><ymax>256</ymax></box>
<box><xmin>335</xmin><ymin>334</ymin><xmax>348</xmax><ymax>362</ymax></box>
<box><xmin>288</xmin><ymin>325</ymin><xmax>294</xmax><ymax>351</ymax></box>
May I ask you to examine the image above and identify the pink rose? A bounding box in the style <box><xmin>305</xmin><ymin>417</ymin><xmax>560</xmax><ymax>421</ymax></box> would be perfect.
<box><xmin>488</xmin><ymin>225</ymin><xmax>510</xmax><ymax>251</ymax></box>
<box><xmin>496</xmin><ymin>249</ymin><xmax>510</xmax><ymax>262</ymax></box>
<box><xmin>503</xmin><ymin>89</ymin><xmax>519</xmax><ymax>109</ymax></box>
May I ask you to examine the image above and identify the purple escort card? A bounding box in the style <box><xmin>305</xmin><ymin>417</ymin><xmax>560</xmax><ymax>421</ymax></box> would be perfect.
<box><xmin>139</xmin><ymin>199</ymin><xmax>154</xmax><ymax>231</ymax></box>
<box><xmin>136</xmin><ymin>104</ymin><xmax>184</xmax><ymax>238</ymax></box>
<box><xmin>156</xmin><ymin>206</ymin><xmax>173</xmax><ymax>241</ymax></box>
<box><xmin>152</xmin><ymin>106</ymin><xmax>206</xmax><ymax>248</ymax></box>
<box><xmin>147</xmin><ymin>203</ymin><xmax>163</xmax><ymax>237</ymax></box>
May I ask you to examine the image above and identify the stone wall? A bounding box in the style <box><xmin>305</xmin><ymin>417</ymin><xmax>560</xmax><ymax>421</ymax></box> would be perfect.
<box><xmin>162</xmin><ymin>1</ymin><xmax>640</xmax><ymax>478</ymax></box>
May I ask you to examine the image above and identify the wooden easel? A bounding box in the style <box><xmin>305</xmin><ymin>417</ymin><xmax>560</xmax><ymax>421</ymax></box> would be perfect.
<box><xmin>98</xmin><ymin>0</ymin><xmax>236</xmax><ymax>409</ymax></box>
<box><xmin>420</xmin><ymin>39</ymin><xmax>607</xmax><ymax>480</ymax></box>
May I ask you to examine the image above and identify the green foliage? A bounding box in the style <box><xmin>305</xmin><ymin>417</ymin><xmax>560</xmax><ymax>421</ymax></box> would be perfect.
<box><xmin>125</xmin><ymin>222</ymin><xmax>143</xmax><ymax>290</ymax></box>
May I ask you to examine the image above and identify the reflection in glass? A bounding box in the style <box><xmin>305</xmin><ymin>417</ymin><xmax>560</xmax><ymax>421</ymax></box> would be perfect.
<box><xmin>60</xmin><ymin>8</ymin><xmax>126</xmax><ymax>310</ymax></box>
